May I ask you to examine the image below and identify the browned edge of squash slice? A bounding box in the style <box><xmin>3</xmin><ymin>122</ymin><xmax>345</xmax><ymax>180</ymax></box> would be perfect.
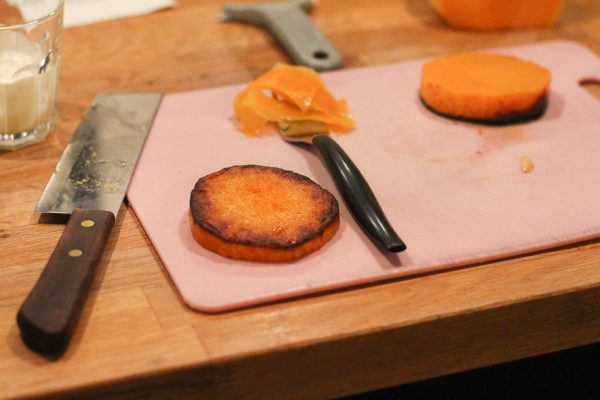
<box><xmin>419</xmin><ymin>93</ymin><xmax>548</xmax><ymax>125</ymax></box>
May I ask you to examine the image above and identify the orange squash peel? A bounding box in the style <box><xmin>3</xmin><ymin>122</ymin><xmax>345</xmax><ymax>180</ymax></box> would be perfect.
<box><xmin>234</xmin><ymin>63</ymin><xmax>354</xmax><ymax>136</ymax></box>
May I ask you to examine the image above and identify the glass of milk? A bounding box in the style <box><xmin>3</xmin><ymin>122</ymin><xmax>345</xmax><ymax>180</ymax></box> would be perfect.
<box><xmin>0</xmin><ymin>0</ymin><xmax>63</xmax><ymax>150</ymax></box>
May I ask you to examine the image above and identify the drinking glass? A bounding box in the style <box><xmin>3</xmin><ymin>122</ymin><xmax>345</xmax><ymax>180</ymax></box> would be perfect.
<box><xmin>0</xmin><ymin>0</ymin><xmax>63</xmax><ymax>150</ymax></box>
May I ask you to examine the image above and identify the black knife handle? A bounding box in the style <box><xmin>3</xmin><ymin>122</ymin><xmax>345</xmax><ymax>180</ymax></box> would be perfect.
<box><xmin>312</xmin><ymin>135</ymin><xmax>406</xmax><ymax>253</ymax></box>
<box><xmin>17</xmin><ymin>209</ymin><xmax>115</xmax><ymax>354</ymax></box>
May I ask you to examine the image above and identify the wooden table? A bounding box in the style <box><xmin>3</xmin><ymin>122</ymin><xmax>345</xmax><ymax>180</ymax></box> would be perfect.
<box><xmin>3</xmin><ymin>1</ymin><xmax>600</xmax><ymax>398</ymax></box>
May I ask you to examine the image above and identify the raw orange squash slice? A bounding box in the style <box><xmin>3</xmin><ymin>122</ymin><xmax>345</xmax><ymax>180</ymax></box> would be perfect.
<box><xmin>420</xmin><ymin>53</ymin><xmax>551</xmax><ymax>124</ymax></box>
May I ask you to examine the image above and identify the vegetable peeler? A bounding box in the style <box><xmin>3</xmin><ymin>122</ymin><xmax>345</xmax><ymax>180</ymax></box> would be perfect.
<box><xmin>220</xmin><ymin>0</ymin><xmax>343</xmax><ymax>71</ymax></box>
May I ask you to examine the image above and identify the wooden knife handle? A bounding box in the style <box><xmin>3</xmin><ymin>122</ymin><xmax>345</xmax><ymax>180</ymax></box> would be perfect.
<box><xmin>16</xmin><ymin>209</ymin><xmax>115</xmax><ymax>354</ymax></box>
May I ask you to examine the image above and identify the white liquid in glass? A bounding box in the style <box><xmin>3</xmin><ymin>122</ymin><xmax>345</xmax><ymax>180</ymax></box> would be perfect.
<box><xmin>0</xmin><ymin>32</ymin><xmax>58</xmax><ymax>136</ymax></box>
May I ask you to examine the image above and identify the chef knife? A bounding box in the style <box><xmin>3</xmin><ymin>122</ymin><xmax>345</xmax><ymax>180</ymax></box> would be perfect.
<box><xmin>16</xmin><ymin>92</ymin><xmax>162</xmax><ymax>355</ymax></box>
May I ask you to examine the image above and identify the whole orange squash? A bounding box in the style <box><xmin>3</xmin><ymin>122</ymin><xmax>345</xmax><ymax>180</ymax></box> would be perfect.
<box><xmin>429</xmin><ymin>0</ymin><xmax>563</xmax><ymax>30</ymax></box>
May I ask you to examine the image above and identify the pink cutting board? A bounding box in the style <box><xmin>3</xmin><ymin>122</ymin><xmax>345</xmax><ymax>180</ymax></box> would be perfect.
<box><xmin>128</xmin><ymin>40</ymin><xmax>600</xmax><ymax>313</ymax></box>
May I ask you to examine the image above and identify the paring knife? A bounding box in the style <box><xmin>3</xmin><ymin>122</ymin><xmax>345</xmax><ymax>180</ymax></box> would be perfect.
<box><xmin>16</xmin><ymin>92</ymin><xmax>162</xmax><ymax>355</ymax></box>
<box><xmin>278</xmin><ymin>121</ymin><xmax>406</xmax><ymax>253</ymax></box>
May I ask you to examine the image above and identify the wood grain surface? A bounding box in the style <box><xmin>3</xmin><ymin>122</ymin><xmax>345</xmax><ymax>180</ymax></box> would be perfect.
<box><xmin>2</xmin><ymin>0</ymin><xmax>600</xmax><ymax>398</ymax></box>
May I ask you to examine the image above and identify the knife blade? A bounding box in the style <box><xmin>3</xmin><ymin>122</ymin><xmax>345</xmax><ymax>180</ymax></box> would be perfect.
<box><xmin>16</xmin><ymin>92</ymin><xmax>162</xmax><ymax>355</ymax></box>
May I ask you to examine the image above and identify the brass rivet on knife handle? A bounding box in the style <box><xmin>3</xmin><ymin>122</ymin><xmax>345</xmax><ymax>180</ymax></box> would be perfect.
<box><xmin>68</xmin><ymin>249</ymin><xmax>83</xmax><ymax>257</ymax></box>
<box><xmin>81</xmin><ymin>220</ymin><xmax>95</xmax><ymax>228</ymax></box>
<box><xmin>17</xmin><ymin>209</ymin><xmax>115</xmax><ymax>354</ymax></box>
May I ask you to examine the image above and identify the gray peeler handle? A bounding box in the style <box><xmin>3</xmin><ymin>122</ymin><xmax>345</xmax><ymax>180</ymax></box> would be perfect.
<box><xmin>222</xmin><ymin>0</ymin><xmax>342</xmax><ymax>71</ymax></box>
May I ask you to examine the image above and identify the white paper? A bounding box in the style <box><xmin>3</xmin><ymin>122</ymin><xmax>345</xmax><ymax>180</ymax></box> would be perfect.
<box><xmin>15</xmin><ymin>0</ymin><xmax>176</xmax><ymax>28</ymax></box>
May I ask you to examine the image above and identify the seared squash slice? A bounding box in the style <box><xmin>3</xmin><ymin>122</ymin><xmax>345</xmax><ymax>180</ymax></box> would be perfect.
<box><xmin>189</xmin><ymin>165</ymin><xmax>339</xmax><ymax>262</ymax></box>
